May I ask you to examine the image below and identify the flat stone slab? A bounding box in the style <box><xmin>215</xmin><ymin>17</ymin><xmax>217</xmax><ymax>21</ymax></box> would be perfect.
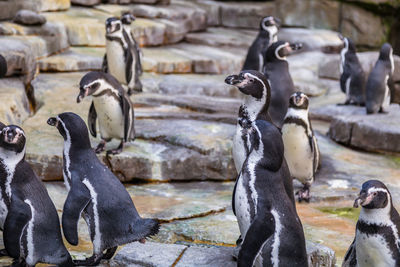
<box><xmin>39</xmin><ymin>47</ymin><xmax>103</xmax><ymax>72</ymax></box>
<box><xmin>325</xmin><ymin>105</ymin><xmax>400</xmax><ymax>154</ymax></box>
<box><xmin>143</xmin><ymin>43</ymin><xmax>245</xmax><ymax>74</ymax></box>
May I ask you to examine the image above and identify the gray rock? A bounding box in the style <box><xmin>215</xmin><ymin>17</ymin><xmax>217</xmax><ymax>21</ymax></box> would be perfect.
<box><xmin>113</xmin><ymin>242</ymin><xmax>186</xmax><ymax>267</ymax></box>
<box><xmin>13</xmin><ymin>10</ymin><xmax>47</xmax><ymax>26</ymax></box>
<box><xmin>327</xmin><ymin>104</ymin><xmax>400</xmax><ymax>153</ymax></box>
<box><xmin>0</xmin><ymin>0</ymin><xmax>69</xmax><ymax>20</ymax></box>
<box><xmin>306</xmin><ymin>240</ymin><xmax>336</xmax><ymax>267</ymax></box>
<box><xmin>71</xmin><ymin>0</ymin><xmax>101</xmax><ymax>6</ymax></box>
<box><xmin>276</xmin><ymin>0</ymin><xmax>339</xmax><ymax>30</ymax></box>
<box><xmin>340</xmin><ymin>3</ymin><xmax>387</xmax><ymax>48</ymax></box>
<box><xmin>176</xmin><ymin>246</ymin><xmax>236</xmax><ymax>267</ymax></box>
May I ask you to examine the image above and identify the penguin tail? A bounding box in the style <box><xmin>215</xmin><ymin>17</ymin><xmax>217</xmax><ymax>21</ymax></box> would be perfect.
<box><xmin>131</xmin><ymin>218</ymin><xmax>160</xmax><ymax>241</ymax></box>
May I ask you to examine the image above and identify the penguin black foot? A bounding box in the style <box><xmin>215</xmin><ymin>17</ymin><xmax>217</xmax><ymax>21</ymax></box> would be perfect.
<box><xmin>0</xmin><ymin>249</ymin><xmax>8</xmax><ymax>257</ymax></box>
<box><xmin>73</xmin><ymin>254</ymin><xmax>102</xmax><ymax>266</ymax></box>
<box><xmin>106</xmin><ymin>141</ymin><xmax>124</xmax><ymax>155</ymax></box>
<box><xmin>102</xmin><ymin>246</ymin><xmax>118</xmax><ymax>260</ymax></box>
<box><xmin>296</xmin><ymin>184</ymin><xmax>311</xmax><ymax>203</ymax></box>
<box><xmin>95</xmin><ymin>140</ymin><xmax>106</xmax><ymax>154</ymax></box>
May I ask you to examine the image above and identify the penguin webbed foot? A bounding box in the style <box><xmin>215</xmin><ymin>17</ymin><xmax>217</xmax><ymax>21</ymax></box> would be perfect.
<box><xmin>94</xmin><ymin>140</ymin><xmax>106</xmax><ymax>154</ymax></box>
<box><xmin>106</xmin><ymin>141</ymin><xmax>124</xmax><ymax>155</ymax></box>
<box><xmin>296</xmin><ymin>184</ymin><xmax>311</xmax><ymax>203</ymax></box>
<box><xmin>73</xmin><ymin>254</ymin><xmax>102</xmax><ymax>266</ymax></box>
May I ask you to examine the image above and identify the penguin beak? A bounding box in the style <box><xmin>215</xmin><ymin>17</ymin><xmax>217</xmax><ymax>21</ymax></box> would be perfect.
<box><xmin>274</xmin><ymin>17</ymin><xmax>281</xmax><ymax>27</ymax></box>
<box><xmin>225</xmin><ymin>74</ymin><xmax>241</xmax><ymax>85</ymax></box>
<box><xmin>47</xmin><ymin>117</ymin><xmax>58</xmax><ymax>127</ymax></box>
<box><xmin>353</xmin><ymin>192</ymin><xmax>370</xmax><ymax>208</ymax></box>
<box><xmin>77</xmin><ymin>87</ymin><xmax>88</xmax><ymax>103</ymax></box>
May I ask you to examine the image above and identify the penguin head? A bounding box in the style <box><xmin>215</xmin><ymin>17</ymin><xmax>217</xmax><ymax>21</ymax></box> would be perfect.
<box><xmin>265</xmin><ymin>41</ymin><xmax>302</xmax><ymax>62</ymax></box>
<box><xmin>105</xmin><ymin>17</ymin><xmax>122</xmax><ymax>35</ymax></box>
<box><xmin>0</xmin><ymin>125</ymin><xmax>26</xmax><ymax>154</ymax></box>
<box><xmin>225</xmin><ymin>70</ymin><xmax>270</xmax><ymax>101</ymax></box>
<box><xmin>379</xmin><ymin>43</ymin><xmax>393</xmax><ymax>61</ymax></box>
<box><xmin>121</xmin><ymin>12</ymin><xmax>135</xmax><ymax>25</ymax></box>
<box><xmin>260</xmin><ymin>16</ymin><xmax>280</xmax><ymax>36</ymax></box>
<box><xmin>47</xmin><ymin>112</ymin><xmax>92</xmax><ymax>149</ymax></box>
<box><xmin>354</xmin><ymin>180</ymin><xmax>391</xmax><ymax>210</ymax></box>
<box><xmin>339</xmin><ymin>35</ymin><xmax>356</xmax><ymax>53</ymax></box>
<box><xmin>289</xmin><ymin>92</ymin><xmax>309</xmax><ymax>109</ymax></box>
<box><xmin>77</xmin><ymin>71</ymin><xmax>123</xmax><ymax>103</ymax></box>
<box><xmin>0</xmin><ymin>54</ymin><xmax>7</xmax><ymax>78</ymax></box>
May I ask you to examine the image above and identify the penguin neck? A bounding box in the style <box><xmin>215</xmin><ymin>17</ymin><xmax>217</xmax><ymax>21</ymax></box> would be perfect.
<box><xmin>0</xmin><ymin>146</ymin><xmax>25</xmax><ymax>171</ymax></box>
<box><xmin>359</xmin><ymin>203</ymin><xmax>392</xmax><ymax>226</ymax></box>
<box><xmin>242</xmin><ymin>94</ymin><xmax>270</xmax><ymax>122</ymax></box>
<box><xmin>258</xmin><ymin>29</ymin><xmax>277</xmax><ymax>45</ymax></box>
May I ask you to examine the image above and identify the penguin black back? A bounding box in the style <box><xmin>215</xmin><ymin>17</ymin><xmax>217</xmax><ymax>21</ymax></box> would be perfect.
<box><xmin>48</xmin><ymin>112</ymin><xmax>159</xmax><ymax>266</ymax></box>
<box><xmin>263</xmin><ymin>41</ymin><xmax>300</xmax><ymax>126</ymax></box>
<box><xmin>366</xmin><ymin>43</ymin><xmax>394</xmax><ymax>114</ymax></box>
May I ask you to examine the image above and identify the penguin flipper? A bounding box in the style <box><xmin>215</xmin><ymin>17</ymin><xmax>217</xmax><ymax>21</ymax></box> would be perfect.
<box><xmin>342</xmin><ymin>239</ymin><xmax>357</xmax><ymax>267</ymax></box>
<box><xmin>134</xmin><ymin>41</ymin><xmax>143</xmax><ymax>75</ymax></box>
<box><xmin>120</xmin><ymin>95</ymin><xmax>134</xmax><ymax>142</ymax></box>
<box><xmin>4</xmin><ymin>196</ymin><xmax>32</xmax><ymax>258</ymax></box>
<box><xmin>125</xmin><ymin>48</ymin><xmax>133</xmax><ymax>87</ymax></box>
<box><xmin>102</xmin><ymin>54</ymin><xmax>108</xmax><ymax>73</ymax></box>
<box><xmin>88</xmin><ymin>102</ymin><xmax>97</xmax><ymax>138</ymax></box>
<box><xmin>238</xmin><ymin>213</ymin><xmax>275</xmax><ymax>267</ymax></box>
<box><xmin>231</xmin><ymin>174</ymin><xmax>240</xmax><ymax>216</ymax></box>
<box><xmin>62</xmin><ymin>179</ymin><xmax>91</xmax><ymax>246</ymax></box>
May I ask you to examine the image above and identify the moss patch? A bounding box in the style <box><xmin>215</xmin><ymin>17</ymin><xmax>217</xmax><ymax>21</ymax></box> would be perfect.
<box><xmin>317</xmin><ymin>206</ymin><xmax>360</xmax><ymax>222</ymax></box>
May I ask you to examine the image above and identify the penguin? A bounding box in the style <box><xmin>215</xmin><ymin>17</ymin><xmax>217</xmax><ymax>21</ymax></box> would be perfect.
<box><xmin>0</xmin><ymin>125</ymin><xmax>73</xmax><ymax>266</ymax></box>
<box><xmin>102</xmin><ymin>15</ymin><xmax>142</xmax><ymax>95</ymax></box>
<box><xmin>366</xmin><ymin>43</ymin><xmax>395</xmax><ymax>114</ymax></box>
<box><xmin>77</xmin><ymin>71</ymin><xmax>135</xmax><ymax>155</ymax></box>
<box><xmin>242</xmin><ymin>16</ymin><xmax>280</xmax><ymax>72</ymax></box>
<box><xmin>47</xmin><ymin>112</ymin><xmax>159</xmax><ymax>266</ymax></box>
<box><xmin>282</xmin><ymin>92</ymin><xmax>320</xmax><ymax>202</ymax></box>
<box><xmin>263</xmin><ymin>40</ymin><xmax>302</xmax><ymax>126</ymax></box>
<box><xmin>343</xmin><ymin>180</ymin><xmax>400</xmax><ymax>267</ymax></box>
<box><xmin>224</xmin><ymin>70</ymin><xmax>295</xmax><ymax>205</ymax></box>
<box><xmin>0</xmin><ymin>55</ymin><xmax>7</xmax><ymax>78</ymax></box>
<box><xmin>339</xmin><ymin>35</ymin><xmax>366</xmax><ymax>106</ymax></box>
<box><xmin>233</xmin><ymin>119</ymin><xmax>308</xmax><ymax>267</ymax></box>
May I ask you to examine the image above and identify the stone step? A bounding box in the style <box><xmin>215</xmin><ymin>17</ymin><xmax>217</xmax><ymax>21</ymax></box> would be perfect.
<box><xmin>42</xmin><ymin>5</ymin><xmax>205</xmax><ymax>47</ymax></box>
<box><xmin>24</xmin><ymin>72</ymin><xmax>236</xmax><ymax>182</ymax></box>
<box><xmin>39</xmin><ymin>43</ymin><xmax>245</xmax><ymax>74</ymax></box>
<box><xmin>0</xmin><ymin>0</ymin><xmax>70</xmax><ymax>20</ymax></box>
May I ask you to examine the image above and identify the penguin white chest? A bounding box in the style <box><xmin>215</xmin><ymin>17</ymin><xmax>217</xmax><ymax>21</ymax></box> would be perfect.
<box><xmin>282</xmin><ymin>123</ymin><xmax>313</xmax><ymax>184</ymax></box>
<box><xmin>93</xmin><ymin>95</ymin><xmax>124</xmax><ymax>139</ymax></box>
<box><xmin>356</xmin><ymin>230</ymin><xmax>396</xmax><ymax>267</ymax></box>
<box><xmin>106</xmin><ymin>40</ymin><xmax>127</xmax><ymax>85</ymax></box>
<box><xmin>233</xmin><ymin>124</ymin><xmax>247</xmax><ymax>173</ymax></box>
<box><xmin>234</xmin><ymin>174</ymin><xmax>251</xmax><ymax>237</ymax></box>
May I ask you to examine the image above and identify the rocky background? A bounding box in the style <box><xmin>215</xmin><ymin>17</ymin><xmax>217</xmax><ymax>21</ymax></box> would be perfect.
<box><xmin>0</xmin><ymin>0</ymin><xmax>400</xmax><ymax>266</ymax></box>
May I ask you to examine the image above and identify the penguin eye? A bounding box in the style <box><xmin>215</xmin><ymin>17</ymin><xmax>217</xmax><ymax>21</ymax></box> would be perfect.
<box><xmin>373</xmin><ymin>192</ymin><xmax>377</xmax><ymax>196</ymax></box>
<box><xmin>249</xmin><ymin>79</ymin><xmax>255</xmax><ymax>83</ymax></box>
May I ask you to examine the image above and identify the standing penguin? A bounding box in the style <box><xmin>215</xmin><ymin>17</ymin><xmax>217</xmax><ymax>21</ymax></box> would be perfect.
<box><xmin>224</xmin><ymin>70</ymin><xmax>295</xmax><ymax>205</ymax></box>
<box><xmin>339</xmin><ymin>36</ymin><xmax>366</xmax><ymax>106</ymax></box>
<box><xmin>77</xmin><ymin>71</ymin><xmax>135</xmax><ymax>155</ymax></box>
<box><xmin>366</xmin><ymin>43</ymin><xmax>395</xmax><ymax>114</ymax></box>
<box><xmin>233</xmin><ymin>119</ymin><xmax>308</xmax><ymax>267</ymax></box>
<box><xmin>242</xmin><ymin>16</ymin><xmax>280</xmax><ymax>72</ymax></box>
<box><xmin>343</xmin><ymin>180</ymin><xmax>400</xmax><ymax>267</ymax></box>
<box><xmin>47</xmin><ymin>112</ymin><xmax>159</xmax><ymax>266</ymax></box>
<box><xmin>282</xmin><ymin>92</ymin><xmax>320</xmax><ymax>202</ymax></box>
<box><xmin>0</xmin><ymin>125</ymin><xmax>73</xmax><ymax>266</ymax></box>
<box><xmin>263</xmin><ymin>40</ymin><xmax>302</xmax><ymax>126</ymax></box>
<box><xmin>102</xmin><ymin>15</ymin><xmax>142</xmax><ymax>95</ymax></box>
